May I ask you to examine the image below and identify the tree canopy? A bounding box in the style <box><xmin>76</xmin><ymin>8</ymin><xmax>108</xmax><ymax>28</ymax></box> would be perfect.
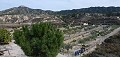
<box><xmin>13</xmin><ymin>23</ymin><xmax>64</xmax><ymax>57</ymax></box>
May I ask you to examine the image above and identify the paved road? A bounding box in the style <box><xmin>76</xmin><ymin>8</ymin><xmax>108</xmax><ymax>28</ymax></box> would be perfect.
<box><xmin>80</xmin><ymin>27</ymin><xmax>120</xmax><ymax>57</ymax></box>
<box><xmin>62</xmin><ymin>26</ymin><xmax>120</xmax><ymax>57</ymax></box>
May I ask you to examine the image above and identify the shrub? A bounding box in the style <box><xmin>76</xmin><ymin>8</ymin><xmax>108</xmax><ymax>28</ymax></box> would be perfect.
<box><xmin>13</xmin><ymin>23</ymin><xmax>64</xmax><ymax>57</ymax></box>
<box><xmin>0</xmin><ymin>29</ymin><xmax>11</xmax><ymax>44</ymax></box>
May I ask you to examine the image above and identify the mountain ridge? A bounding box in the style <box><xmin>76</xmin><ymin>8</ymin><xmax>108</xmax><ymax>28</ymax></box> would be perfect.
<box><xmin>0</xmin><ymin>6</ymin><xmax>120</xmax><ymax>25</ymax></box>
<box><xmin>1</xmin><ymin>6</ymin><xmax>120</xmax><ymax>15</ymax></box>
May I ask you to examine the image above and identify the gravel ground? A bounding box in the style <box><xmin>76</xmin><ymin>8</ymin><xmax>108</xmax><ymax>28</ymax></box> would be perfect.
<box><xmin>57</xmin><ymin>53</ymin><xmax>67</xmax><ymax>57</ymax></box>
<box><xmin>0</xmin><ymin>40</ymin><xmax>27</xmax><ymax>57</ymax></box>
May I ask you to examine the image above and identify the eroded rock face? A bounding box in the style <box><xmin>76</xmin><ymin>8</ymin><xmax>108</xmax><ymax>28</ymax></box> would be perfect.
<box><xmin>0</xmin><ymin>6</ymin><xmax>63</xmax><ymax>24</ymax></box>
<box><xmin>0</xmin><ymin>14</ymin><xmax>62</xmax><ymax>23</ymax></box>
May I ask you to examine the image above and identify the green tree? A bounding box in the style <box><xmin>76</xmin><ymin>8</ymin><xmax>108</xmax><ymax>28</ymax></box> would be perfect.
<box><xmin>13</xmin><ymin>23</ymin><xmax>64</xmax><ymax>57</ymax></box>
<box><xmin>0</xmin><ymin>29</ymin><xmax>11</xmax><ymax>44</ymax></box>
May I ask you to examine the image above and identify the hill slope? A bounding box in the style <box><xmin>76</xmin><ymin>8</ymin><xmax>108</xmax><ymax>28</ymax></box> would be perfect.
<box><xmin>0</xmin><ymin>6</ymin><xmax>54</xmax><ymax>15</ymax></box>
<box><xmin>0</xmin><ymin>6</ymin><xmax>120</xmax><ymax>25</ymax></box>
<box><xmin>83</xmin><ymin>32</ymin><xmax>120</xmax><ymax>57</ymax></box>
<box><xmin>56</xmin><ymin>7</ymin><xmax>120</xmax><ymax>15</ymax></box>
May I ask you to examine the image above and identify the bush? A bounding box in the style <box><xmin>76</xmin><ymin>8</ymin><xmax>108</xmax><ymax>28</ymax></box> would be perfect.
<box><xmin>0</xmin><ymin>29</ymin><xmax>11</xmax><ymax>44</ymax></box>
<box><xmin>13</xmin><ymin>23</ymin><xmax>64</xmax><ymax>57</ymax></box>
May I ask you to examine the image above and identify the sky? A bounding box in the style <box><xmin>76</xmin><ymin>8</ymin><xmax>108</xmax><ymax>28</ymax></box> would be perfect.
<box><xmin>0</xmin><ymin>0</ymin><xmax>120</xmax><ymax>11</ymax></box>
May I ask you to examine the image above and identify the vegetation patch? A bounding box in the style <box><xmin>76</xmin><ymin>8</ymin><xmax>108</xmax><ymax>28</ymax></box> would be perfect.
<box><xmin>0</xmin><ymin>29</ymin><xmax>11</xmax><ymax>45</ymax></box>
<box><xmin>13</xmin><ymin>23</ymin><xmax>64</xmax><ymax>57</ymax></box>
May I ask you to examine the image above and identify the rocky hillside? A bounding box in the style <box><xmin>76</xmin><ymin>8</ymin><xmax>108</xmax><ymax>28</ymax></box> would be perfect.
<box><xmin>0</xmin><ymin>6</ymin><xmax>63</xmax><ymax>24</ymax></box>
<box><xmin>0</xmin><ymin>6</ymin><xmax>120</xmax><ymax>25</ymax></box>
<box><xmin>0</xmin><ymin>5</ymin><xmax>54</xmax><ymax>15</ymax></box>
<box><xmin>56</xmin><ymin>7</ymin><xmax>120</xmax><ymax>25</ymax></box>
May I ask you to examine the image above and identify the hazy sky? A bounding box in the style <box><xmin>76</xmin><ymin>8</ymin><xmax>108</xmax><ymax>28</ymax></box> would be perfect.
<box><xmin>0</xmin><ymin>0</ymin><xmax>120</xmax><ymax>11</ymax></box>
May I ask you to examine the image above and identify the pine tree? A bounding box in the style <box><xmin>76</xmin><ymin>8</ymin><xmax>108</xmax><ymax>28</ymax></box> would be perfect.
<box><xmin>13</xmin><ymin>23</ymin><xmax>64</xmax><ymax>57</ymax></box>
